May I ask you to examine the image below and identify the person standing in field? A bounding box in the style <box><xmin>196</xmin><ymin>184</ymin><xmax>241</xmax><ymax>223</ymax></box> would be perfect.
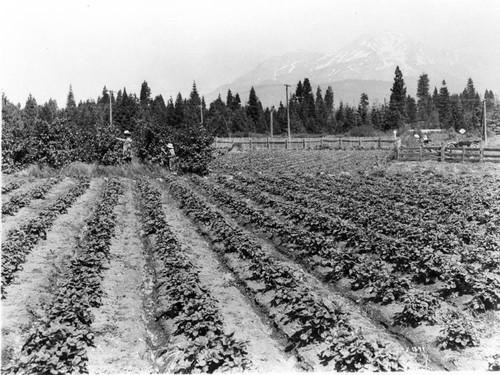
<box><xmin>161</xmin><ymin>142</ymin><xmax>177</xmax><ymax>172</ymax></box>
<box><xmin>116</xmin><ymin>130</ymin><xmax>133</xmax><ymax>163</ymax></box>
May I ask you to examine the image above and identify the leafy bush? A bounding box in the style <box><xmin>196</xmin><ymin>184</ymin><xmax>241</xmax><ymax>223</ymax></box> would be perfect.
<box><xmin>489</xmin><ymin>354</ymin><xmax>500</xmax><ymax>371</ymax></box>
<box><xmin>393</xmin><ymin>289</ymin><xmax>441</xmax><ymax>327</ymax></box>
<box><xmin>173</xmin><ymin>124</ymin><xmax>214</xmax><ymax>175</ymax></box>
<box><xmin>437</xmin><ymin>315</ymin><xmax>479</xmax><ymax>350</ymax></box>
<box><xmin>319</xmin><ymin>329</ymin><xmax>404</xmax><ymax>371</ymax></box>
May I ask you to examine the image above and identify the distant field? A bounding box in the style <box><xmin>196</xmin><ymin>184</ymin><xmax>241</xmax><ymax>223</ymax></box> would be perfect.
<box><xmin>2</xmin><ymin>149</ymin><xmax>500</xmax><ymax>373</ymax></box>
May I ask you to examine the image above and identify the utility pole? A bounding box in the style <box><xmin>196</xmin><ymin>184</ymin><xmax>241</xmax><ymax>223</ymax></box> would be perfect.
<box><xmin>270</xmin><ymin>108</ymin><xmax>273</xmax><ymax>138</ymax></box>
<box><xmin>285</xmin><ymin>84</ymin><xmax>291</xmax><ymax>140</ymax></box>
<box><xmin>483</xmin><ymin>100</ymin><xmax>487</xmax><ymax>144</ymax></box>
<box><xmin>109</xmin><ymin>90</ymin><xmax>114</xmax><ymax>126</ymax></box>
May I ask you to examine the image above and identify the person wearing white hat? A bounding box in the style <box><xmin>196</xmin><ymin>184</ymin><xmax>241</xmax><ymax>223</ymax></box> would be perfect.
<box><xmin>161</xmin><ymin>142</ymin><xmax>176</xmax><ymax>172</ymax></box>
<box><xmin>116</xmin><ymin>130</ymin><xmax>133</xmax><ymax>163</ymax></box>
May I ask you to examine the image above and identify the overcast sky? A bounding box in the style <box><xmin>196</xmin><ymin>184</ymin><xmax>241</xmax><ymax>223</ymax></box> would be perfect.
<box><xmin>2</xmin><ymin>0</ymin><xmax>499</xmax><ymax>107</ymax></box>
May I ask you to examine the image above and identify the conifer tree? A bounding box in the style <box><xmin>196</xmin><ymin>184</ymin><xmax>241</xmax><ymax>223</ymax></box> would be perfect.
<box><xmin>436</xmin><ymin>80</ymin><xmax>452</xmax><ymax>128</ymax></box>
<box><xmin>139</xmin><ymin>81</ymin><xmax>152</xmax><ymax>107</ymax></box>
<box><xmin>173</xmin><ymin>93</ymin><xmax>185</xmax><ymax>128</ymax></box>
<box><xmin>324</xmin><ymin>86</ymin><xmax>334</xmax><ymax>116</ymax></box>
<box><xmin>233</xmin><ymin>93</ymin><xmax>242</xmax><ymax>110</ymax></box>
<box><xmin>406</xmin><ymin>95</ymin><xmax>417</xmax><ymax>123</ymax></box>
<box><xmin>385</xmin><ymin>66</ymin><xmax>407</xmax><ymax>130</ymax></box>
<box><xmin>226</xmin><ymin>89</ymin><xmax>234</xmax><ymax>110</ymax></box>
<box><xmin>23</xmin><ymin>94</ymin><xmax>39</xmax><ymax>122</ymax></box>
<box><xmin>315</xmin><ymin>86</ymin><xmax>327</xmax><ymax>132</ymax></box>
<box><xmin>416</xmin><ymin>74</ymin><xmax>431</xmax><ymax>121</ymax></box>
<box><xmin>358</xmin><ymin>93</ymin><xmax>370</xmax><ymax>125</ymax></box>
<box><xmin>66</xmin><ymin>85</ymin><xmax>76</xmax><ymax>109</ymax></box>
<box><xmin>246</xmin><ymin>86</ymin><xmax>264</xmax><ymax>132</ymax></box>
<box><xmin>295</xmin><ymin>81</ymin><xmax>304</xmax><ymax>103</ymax></box>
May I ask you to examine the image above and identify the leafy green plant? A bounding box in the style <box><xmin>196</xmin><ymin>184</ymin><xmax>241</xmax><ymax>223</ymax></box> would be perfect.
<box><xmin>393</xmin><ymin>289</ymin><xmax>441</xmax><ymax>327</ymax></box>
<box><xmin>319</xmin><ymin>329</ymin><xmax>404</xmax><ymax>371</ymax></box>
<box><xmin>437</xmin><ymin>315</ymin><xmax>479</xmax><ymax>350</ymax></box>
<box><xmin>489</xmin><ymin>354</ymin><xmax>500</xmax><ymax>371</ymax></box>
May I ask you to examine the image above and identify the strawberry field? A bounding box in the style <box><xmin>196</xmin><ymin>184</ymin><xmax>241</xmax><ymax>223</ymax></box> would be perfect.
<box><xmin>2</xmin><ymin>148</ymin><xmax>500</xmax><ymax>373</ymax></box>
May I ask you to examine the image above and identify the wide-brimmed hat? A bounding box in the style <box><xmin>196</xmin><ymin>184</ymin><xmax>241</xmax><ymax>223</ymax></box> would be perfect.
<box><xmin>124</xmin><ymin>130</ymin><xmax>131</xmax><ymax>135</ymax></box>
<box><xmin>167</xmin><ymin>143</ymin><xmax>174</xmax><ymax>148</ymax></box>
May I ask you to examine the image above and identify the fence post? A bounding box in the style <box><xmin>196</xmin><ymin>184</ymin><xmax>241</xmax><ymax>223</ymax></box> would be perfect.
<box><xmin>286</xmin><ymin>138</ymin><xmax>288</xmax><ymax>149</ymax></box>
<box><xmin>303</xmin><ymin>138</ymin><xmax>306</xmax><ymax>149</ymax></box>
<box><xmin>480</xmin><ymin>142</ymin><xmax>484</xmax><ymax>162</ymax></box>
<box><xmin>359</xmin><ymin>138</ymin><xmax>362</xmax><ymax>147</ymax></box>
<box><xmin>462</xmin><ymin>146</ymin><xmax>465</xmax><ymax>163</ymax></box>
<box><xmin>249</xmin><ymin>138</ymin><xmax>253</xmax><ymax>150</ymax></box>
<box><xmin>440</xmin><ymin>143</ymin><xmax>445</xmax><ymax>162</ymax></box>
<box><xmin>339</xmin><ymin>139</ymin><xmax>343</xmax><ymax>149</ymax></box>
<box><xmin>320</xmin><ymin>137</ymin><xmax>324</xmax><ymax>148</ymax></box>
<box><xmin>267</xmin><ymin>137</ymin><xmax>270</xmax><ymax>149</ymax></box>
<box><xmin>378</xmin><ymin>137</ymin><xmax>381</xmax><ymax>149</ymax></box>
<box><xmin>419</xmin><ymin>145</ymin><xmax>422</xmax><ymax>161</ymax></box>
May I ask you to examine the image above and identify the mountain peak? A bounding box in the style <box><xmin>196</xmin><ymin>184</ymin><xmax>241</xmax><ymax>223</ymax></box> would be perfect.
<box><xmin>207</xmin><ymin>32</ymin><xmax>484</xmax><ymax>107</ymax></box>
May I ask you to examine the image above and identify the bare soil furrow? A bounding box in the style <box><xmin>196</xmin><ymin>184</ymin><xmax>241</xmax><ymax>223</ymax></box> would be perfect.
<box><xmin>155</xmin><ymin>180</ymin><xmax>299</xmax><ymax>372</ymax></box>
<box><xmin>87</xmin><ymin>179</ymin><xmax>152</xmax><ymax>374</ymax></box>
<box><xmin>2</xmin><ymin>178</ymin><xmax>73</xmax><ymax>239</ymax></box>
<box><xmin>1</xmin><ymin>178</ymin><xmax>105</xmax><ymax>366</ymax></box>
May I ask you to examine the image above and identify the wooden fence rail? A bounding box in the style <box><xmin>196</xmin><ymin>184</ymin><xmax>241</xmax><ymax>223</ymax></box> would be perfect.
<box><xmin>213</xmin><ymin>137</ymin><xmax>397</xmax><ymax>150</ymax></box>
<box><xmin>396</xmin><ymin>143</ymin><xmax>500</xmax><ymax>163</ymax></box>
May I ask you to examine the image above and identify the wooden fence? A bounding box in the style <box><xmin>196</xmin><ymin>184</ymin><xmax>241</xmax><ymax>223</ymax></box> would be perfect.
<box><xmin>396</xmin><ymin>144</ymin><xmax>500</xmax><ymax>163</ymax></box>
<box><xmin>214</xmin><ymin>137</ymin><xmax>397</xmax><ymax>150</ymax></box>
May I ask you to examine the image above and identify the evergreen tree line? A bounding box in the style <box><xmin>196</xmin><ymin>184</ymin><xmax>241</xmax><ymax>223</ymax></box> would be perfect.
<box><xmin>2</xmin><ymin>68</ymin><xmax>498</xmax><ymax>172</ymax></box>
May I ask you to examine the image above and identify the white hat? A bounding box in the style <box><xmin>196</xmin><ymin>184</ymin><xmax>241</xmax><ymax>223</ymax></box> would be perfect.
<box><xmin>124</xmin><ymin>130</ymin><xmax>131</xmax><ymax>135</ymax></box>
<box><xmin>167</xmin><ymin>143</ymin><xmax>174</xmax><ymax>148</ymax></box>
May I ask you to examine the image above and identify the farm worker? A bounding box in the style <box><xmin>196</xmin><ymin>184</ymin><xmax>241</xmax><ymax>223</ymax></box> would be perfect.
<box><xmin>116</xmin><ymin>130</ymin><xmax>133</xmax><ymax>163</ymax></box>
<box><xmin>161</xmin><ymin>143</ymin><xmax>176</xmax><ymax>171</ymax></box>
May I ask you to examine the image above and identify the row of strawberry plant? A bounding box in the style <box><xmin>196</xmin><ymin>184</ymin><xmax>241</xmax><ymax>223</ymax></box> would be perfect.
<box><xmin>191</xmin><ymin>176</ymin><xmax>448</xmax><ymax>323</ymax></box>
<box><xmin>1</xmin><ymin>177</ymin><xmax>91</xmax><ymax>298</ymax></box>
<box><xmin>2</xmin><ymin>181</ymin><xmax>22</xmax><ymax>195</ymax></box>
<box><xmin>136</xmin><ymin>179</ymin><xmax>252</xmax><ymax>373</ymax></box>
<box><xmin>3</xmin><ymin>179</ymin><xmax>123</xmax><ymax>375</ymax></box>
<box><xmin>276</xmin><ymin>172</ymin><xmax>497</xmax><ymax>235</ymax></box>
<box><xmin>167</xmin><ymin>176</ymin><xmax>404</xmax><ymax>371</ymax></box>
<box><xmin>229</xmin><ymin>173</ymin><xmax>499</xmax><ymax>275</ymax></box>
<box><xmin>2</xmin><ymin>177</ymin><xmax>62</xmax><ymax>216</ymax></box>
<box><xmin>195</xmin><ymin>177</ymin><xmax>487</xmax><ymax>355</ymax></box>
<box><xmin>212</xmin><ymin>176</ymin><xmax>500</xmax><ymax>313</ymax></box>
<box><xmin>239</xmin><ymin>172</ymin><xmax>496</xmax><ymax>253</ymax></box>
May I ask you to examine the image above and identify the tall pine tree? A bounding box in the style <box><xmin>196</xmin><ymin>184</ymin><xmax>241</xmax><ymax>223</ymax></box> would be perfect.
<box><xmin>385</xmin><ymin>66</ymin><xmax>407</xmax><ymax>130</ymax></box>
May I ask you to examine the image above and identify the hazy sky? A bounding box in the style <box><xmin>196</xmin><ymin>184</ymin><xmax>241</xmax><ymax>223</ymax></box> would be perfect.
<box><xmin>2</xmin><ymin>0</ymin><xmax>499</xmax><ymax>107</ymax></box>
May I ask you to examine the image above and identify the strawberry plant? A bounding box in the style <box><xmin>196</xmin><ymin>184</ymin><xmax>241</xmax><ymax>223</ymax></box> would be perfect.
<box><xmin>393</xmin><ymin>289</ymin><xmax>441</xmax><ymax>327</ymax></box>
<box><xmin>369</xmin><ymin>275</ymin><xmax>411</xmax><ymax>304</ymax></box>
<box><xmin>437</xmin><ymin>315</ymin><xmax>479</xmax><ymax>350</ymax></box>
<box><xmin>2</xmin><ymin>181</ymin><xmax>21</xmax><ymax>194</ymax></box>
<box><xmin>319</xmin><ymin>328</ymin><xmax>404</xmax><ymax>371</ymax></box>
<box><xmin>137</xmin><ymin>180</ymin><xmax>253</xmax><ymax>373</ymax></box>
<box><xmin>489</xmin><ymin>354</ymin><xmax>500</xmax><ymax>371</ymax></box>
<box><xmin>4</xmin><ymin>179</ymin><xmax>122</xmax><ymax>375</ymax></box>
<box><xmin>2</xmin><ymin>177</ymin><xmax>61</xmax><ymax>216</ymax></box>
<box><xmin>2</xmin><ymin>177</ymin><xmax>91</xmax><ymax>297</ymax></box>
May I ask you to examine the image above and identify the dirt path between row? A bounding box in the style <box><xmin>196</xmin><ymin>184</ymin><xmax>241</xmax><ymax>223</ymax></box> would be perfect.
<box><xmin>87</xmin><ymin>179</ymin><xmax>152</xmax><ymax>374</ymax></box>
<box><xmin>1</xmin><ymin>178</ymin><xmax>105</xmax><ymax>366</ymax></box>
<box><xmin>2</xmin><ymin>177</ymin><xmax>74</xmax><ymax>240</ymax></box>
<box><xmin>1</xmin><ymin>177</ymin><xmax>37</xmax><ymax>202</ymax></box>
<box><xmin>155</xmin><ymin>180</ymin><xmax>299</xmax><ymax>373</ymax></box>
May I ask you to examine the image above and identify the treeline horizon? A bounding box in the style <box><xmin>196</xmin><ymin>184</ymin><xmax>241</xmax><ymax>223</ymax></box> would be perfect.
<box><xmin>3</xmin><ymin>66</ymin><xmax>497</xmax><ymax>138</ymax></box>
<box><xmin>2</xmin><ymin>66</ymin><xmax>499</xmax><ymax>173</ymax></box>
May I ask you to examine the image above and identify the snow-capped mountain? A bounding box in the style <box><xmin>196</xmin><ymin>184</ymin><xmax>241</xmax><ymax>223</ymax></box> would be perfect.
<box><xmin>207</xmin><ymin>32</ymin><xmax>487</xmax><ymax>107</ymax></box>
